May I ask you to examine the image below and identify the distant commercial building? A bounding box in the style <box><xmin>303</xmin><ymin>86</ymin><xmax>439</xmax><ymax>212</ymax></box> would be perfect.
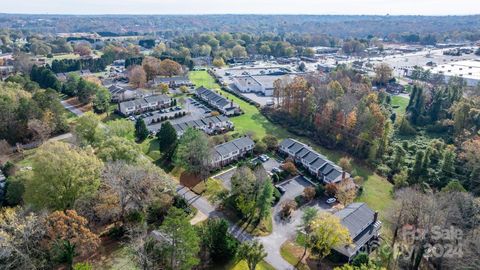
<box><xmin>118</xmin><ymin>94</ymin><xmax>171</xmax><ymax>116</ymax></box>
<box><xmin>233</xmin><ymin>75</ymin><xmax>280</xmax><ymax>96</ymax></box>
<box><xmin>426</xmin><ymin>60</ymin><xmax>480</xmax><ymax>87</ymax></box>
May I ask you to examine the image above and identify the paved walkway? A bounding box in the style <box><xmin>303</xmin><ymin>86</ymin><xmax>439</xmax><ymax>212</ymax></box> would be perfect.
<box><xmin>61</xmin><ymin>100</ymin><xmax>84</xmax><ymax>116</ymax></box>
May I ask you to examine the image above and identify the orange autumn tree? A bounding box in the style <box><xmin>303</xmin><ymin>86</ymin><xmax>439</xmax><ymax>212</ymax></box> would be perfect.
<box><xmin>45</xmin><ymin>210</ymin><xmax>100</xmax><ymax>257</ymax></box>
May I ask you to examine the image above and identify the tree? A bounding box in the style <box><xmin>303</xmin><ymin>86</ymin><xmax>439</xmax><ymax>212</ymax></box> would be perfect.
<box><xmin>336</xmin><ymin>178</ymin><xmax>357</xmax><ymax>205</ymax></box>
<box><xmin>74</xmin><ymin>43</ymin><xmax>92</xmax><ymax>56</ymax></box>
<box><xmin>105</xmin><ymin>119</ymin><xmax>135</xmax><ymax>139</ymax></box>
<box><xmin>441</xmin><ymin>179</ymin><xmax>466</xmax><ymax>192</ymax></box>
<box><xmin>28</xmin><ymin>118</ymin><xmax>53</xmax><ymax>142</ymax></box>
<box><xmin>24</xmin><ymin>141</ymin><xmax>103</xmax><ymax>210</ymax></box>
<box><xmin>236</xmin><ymin>240</ymin><xmax>267</xmax><ymax>270</ymax></box>
<box><xmin>45</xmin><ymin>210</ymin><xmax>100</xmax><ymax>263</ymax></box>
<box><xmin>298</xmin><ymin>207</ymin><xmax>318</xmax><ymax>263</ymax></box>
<box><xmin>256</xmin><ymin>180</ymin><xmax>274</xmax><ymax>222</ymax></box>
<box><xmin>159</xmin><ymin>83</ymin><xmax>169</xmax><ymax>94</ymax></box>
<box><xmin>232</xmin><ymin>45</ymin><xmax>248</xmax><ymax>58</ymax></box>
<box><xmin>135</xmin><ymin>118</ymin><xmax>149</xmax><ymax>141</ymax></box>
<box><xmin>174</xmin><ymin>128</ymin><xmax>212</xmax><ymax>180</ymax></box>
<box><xmin>142</xmin><ymin>56</ymin><xmax>162</xmax><ymax>81</ymax></box>
<box><xmin>129</xmin><ymin>65</ymin><xmax>147</xmax><ymax>88</ymax></box>
<box><xmin>254</xmin><ymin>141</ymin><xmax>267</xmax><ymax>154</ymax></box>
<box><xmin>338</xmin><ymin>157</ymin><xmax>353</xmax><ymax>173</ymax></box>
<box><xmin>157</xmin><ymin>121</ymin><xmax>178</xmax><ymax>158</ymax></box>
<box><xmin>281</xmin><ymin>160</ymin><xmax>298</xmax><ymax>176</ymax></box>
<box><xmin>303</xmin><ymin>186</ymin><xmax>316</xmax><ymax>201</ymax></box>
<box><xmin>75</xmin><ymin>112</ymin><xmax>101</xmax><ymax>146</ymax></box>
<box><xmin>213</xmin><ymin>57</ymin><xmax>225</xmax><ymax>68</ymax></box>
<box><xmin>280</xmin><ymin>199</ymin><xmax>297</xmax><ymax>219</ymax></box>
<box><xmin>198</xmin><ymin>218</ymin><xmax>238</xmax><ymax>263</ymax></box>
<box><xmin>158</xmin><ymin>207</ymin><xmax>200</xmax><ymax>270</ymax></box>
<box><xmin>310</xmin><ymin>212</ymin><xmax>351</xmax><ymax>263</ymax></box>
<box><xmin>96</xmin><ymin>136</ymin><xmax>141</xmax><ymax>163</ymax></box>
<box><xmin>262</xmin><ymin>135</ymin><xmax>278</xmax><ymax>151</ymax></box>
<box><xmin>0</xmin><ymin>207</ymin><xmax>49</xmax><ymax>270</ymax></box>
<box><xmin>159</xmin><ymin>59</ymin><xmax>183</xmax><ymax>77</ymax></box>
<box><xmin>93</xmin><ymin>86</ymin><xmax>111</xmax><ymax>113</ymax></box>
<box><xmin>102</xmin><ymin>161</ymin><xmax>174</xmax><ymax>225</ymax></box>
<box><xmin>374</xmin><ymin>63</ymin><xmax>393</xmax><ymax>86</ymax></box>
<box><xmin>352</xmin><ymin>252</ymin><xmax>370</xmax><ymax>267</ymax></box>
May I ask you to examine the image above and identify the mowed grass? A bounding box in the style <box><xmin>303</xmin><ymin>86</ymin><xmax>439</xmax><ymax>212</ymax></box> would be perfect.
<box><xmin>391</xmin><ymin>95</ymin><xmax>409</xmax><ymax>117</ymax></box>
<box><xmin>229</xmin><ymin>260</ymin><xmax>276</xmax><ymax>270</ymax></box>
<box><xmin>189</xmin><ymin>71</ymin><xmax>290</xmax><ymax>140</ymax></box>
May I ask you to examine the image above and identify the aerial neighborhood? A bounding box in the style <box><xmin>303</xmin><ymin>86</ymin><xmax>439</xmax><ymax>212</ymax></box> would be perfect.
<box><xmin>0</xmin><ymin>6</ymin><xmax>479</xmax><ymax>270</ymax></box>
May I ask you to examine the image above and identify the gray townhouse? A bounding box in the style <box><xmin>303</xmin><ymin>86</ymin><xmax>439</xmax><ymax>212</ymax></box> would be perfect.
<box><xmin>333</xmin><ymin>202</ymin><xmax>382</xmax><ymax>262</ymax></box>
<box><xmin>172</xmin><ymin>115</ymin><xmax>234</xmax><ymax>137</ymax></box>
<box><xmin>211</xmin><ymin>137</ymin><xmax>255</xmax><ymax>168</ymax></box>
<box><xmin>108</xmin><ymin>84</ymin><xmax>139</xmax><ymax>103</ymax></box>
<box><xmin>154</xmin><ymin>76</ymin><xmax>194</xmax><ymax>88</ymax></box>
<box><xmin>279</xmin><ymin>138</ymin><xmax>349</xmax><ymax>184</ymax></box>
<box><xmin>195</xmin><ymin>87</ymin><xmax>238</xmax><ymax>116</ymax></box>
<box><xmin>118</xmin><ymin>94</ymin><xmax>171</xmax><ymax>116</ymax></box>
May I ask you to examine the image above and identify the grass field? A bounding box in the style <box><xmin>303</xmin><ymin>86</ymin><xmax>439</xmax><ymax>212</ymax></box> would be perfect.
<box><xmin>391</xmin><ymin>96</ymin><xmax>409</xmax><ymax>117</ymax></box>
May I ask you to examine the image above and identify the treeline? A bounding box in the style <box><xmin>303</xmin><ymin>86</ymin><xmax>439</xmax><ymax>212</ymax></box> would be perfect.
<box><xmin>384</xmin><ymin>77</ymin><xmax>480</xmax><ymax>194</ymax></box>
<box><xmin>50</xmin><ymin>55</ymin><xmax>112</xmax><ymax>73</ymax></box>
<box><xmin>0</xmin><ymin>78</ymin><xmax>68</xmax><ymax>144</ymax></box>
<box><xmin>265</xmin><ymin>67</ymin><xmax>391</xmax><ymax>161</ymax></box>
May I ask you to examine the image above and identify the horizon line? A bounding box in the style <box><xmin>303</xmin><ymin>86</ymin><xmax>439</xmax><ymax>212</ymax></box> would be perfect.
<box><xmin>1</xmin><ymin>12</ymin><xmax>480</xmax><ymax>17</ymax></box>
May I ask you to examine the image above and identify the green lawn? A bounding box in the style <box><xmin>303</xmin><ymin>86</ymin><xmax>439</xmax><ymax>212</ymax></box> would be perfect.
<box><xmin>189</xmin><ymin>71</ymin><xmax>290</xmax><ymax>140</ymax></box>
<box><xmin>230</xmin><ymin>260</ymin><xmax>276</xmax><ymax>270</ymax></box>
<box><xmin>391</xmin><ymin>96</ymin><xmax>409</xmax><ymax>117</ymax></box>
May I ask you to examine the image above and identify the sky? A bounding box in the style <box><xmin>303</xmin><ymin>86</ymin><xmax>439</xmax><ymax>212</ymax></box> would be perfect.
<box><xmin>3</xmin><ymin>0</ymin><xmax>480</xmax><ymax>15</ymax></box>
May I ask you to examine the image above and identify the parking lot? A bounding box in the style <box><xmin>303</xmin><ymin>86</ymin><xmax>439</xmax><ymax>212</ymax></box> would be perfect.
<box><xmin>276</xmin><ymin>175</ymin><xmax>315</xmax><ymax>201</ymax></box>
<box><xmin>143</xmin><ymin>97</ymin><xmax>214</xmax><ymax>133</ymax></box>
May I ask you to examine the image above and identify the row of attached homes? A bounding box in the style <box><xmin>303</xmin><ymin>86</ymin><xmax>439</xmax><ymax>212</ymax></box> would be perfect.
<box><xmin>279</xmin><ymin>138</ymin><xmax>349</xmax><ymax>184</ymax></box>
<box><xmin>118</xmin><ymin>94</ymin><xmax>172</xmax><ymax>116</ymax></box>
<box><xmin>195</xmin><ymin>87</ymin><xmax>238</xmax><ymax>116</ymax></box>
<box><xmin>172</xmin><ymin>115</ymin><xmax>234</xmax><ymax>137</ymax></box>
<box><xmin>211</xmin><ymin>137</ymin><xmax>255</xmax><ymax>168</ymax></box>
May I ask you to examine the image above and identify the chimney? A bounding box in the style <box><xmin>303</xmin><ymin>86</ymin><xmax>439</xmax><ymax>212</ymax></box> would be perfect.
<box><xmin>342</xmin><ymin>171</ymin><xmax>346</xmax><ymax>180</ymax></box>
<box><xmin>373</xmin><ymin>211</ymin><xmax>379</xmax><ymax>223</ymax></box>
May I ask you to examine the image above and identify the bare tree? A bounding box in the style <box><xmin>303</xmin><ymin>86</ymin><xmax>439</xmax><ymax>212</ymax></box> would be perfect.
<box><xmin>102</xmin><ymin>161</ymin><xmax>175</xmax><ymax>224</ymax></box>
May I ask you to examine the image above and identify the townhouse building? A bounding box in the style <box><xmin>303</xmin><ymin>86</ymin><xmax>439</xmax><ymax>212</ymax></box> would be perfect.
<box><xmin>279</xmin><ymin>138</ymin><xmax>349</xmax><ymax>184</ymax></box>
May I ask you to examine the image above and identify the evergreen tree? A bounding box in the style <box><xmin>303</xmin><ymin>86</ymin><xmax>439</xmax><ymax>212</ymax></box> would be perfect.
<box><xmin>256</xmin><ymin>180</ymin><xmax>274</xmax><ymax>222</ymax></box>
<box><xmin>135</xmin><ymin>119</ymin><xmax>149</xmax><ymax>141</ymax></box>
<box><xmin>157</xmin><ymin>121</ymin><xmax>178</xmax><ymax>159</ymax></box>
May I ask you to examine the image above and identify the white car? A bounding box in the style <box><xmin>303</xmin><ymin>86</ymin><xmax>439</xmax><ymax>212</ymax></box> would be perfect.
<box><xmin>326</xmin><ymin>198</ymin><xmax>337</xmax><ymax>204</ymax></box>
<box><xmin>259</xmin><ymin>154</ymin><xmax>270</xmax><ymax>162</ymax></box>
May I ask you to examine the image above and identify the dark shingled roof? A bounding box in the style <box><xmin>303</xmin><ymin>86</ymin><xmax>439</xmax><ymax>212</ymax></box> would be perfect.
<box><xmin>334</xmin><ymin>203</ymin><xmax>381</xmax><ymax>258</ymax></box>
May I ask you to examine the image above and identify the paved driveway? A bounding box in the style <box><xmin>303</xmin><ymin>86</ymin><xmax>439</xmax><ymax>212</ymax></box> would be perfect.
<box><xmin>277</xmin><ymin>176</ymin><xmax>314</xmax><ymax>201</ymax></box>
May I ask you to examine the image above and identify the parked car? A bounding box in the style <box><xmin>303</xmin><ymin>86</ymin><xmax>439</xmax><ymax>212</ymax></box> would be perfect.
<box><xmin>271</xmin><ymin>167</ymin><xmax>282</xmax><ymax>173</ymax></box>
<box><xmin>326</xmin><ymin>198</ymin><xmax>337</xmax><ymax>204</ymax></box>
<box><xmin>259</xmin><ymin>154</ymin><xmax>270</xmax><ymax>162</ymax></box>
<box><xmin>276</xmin><ymin>185</ymin><xmax>286</xmax><ymax>194</ymax></box>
